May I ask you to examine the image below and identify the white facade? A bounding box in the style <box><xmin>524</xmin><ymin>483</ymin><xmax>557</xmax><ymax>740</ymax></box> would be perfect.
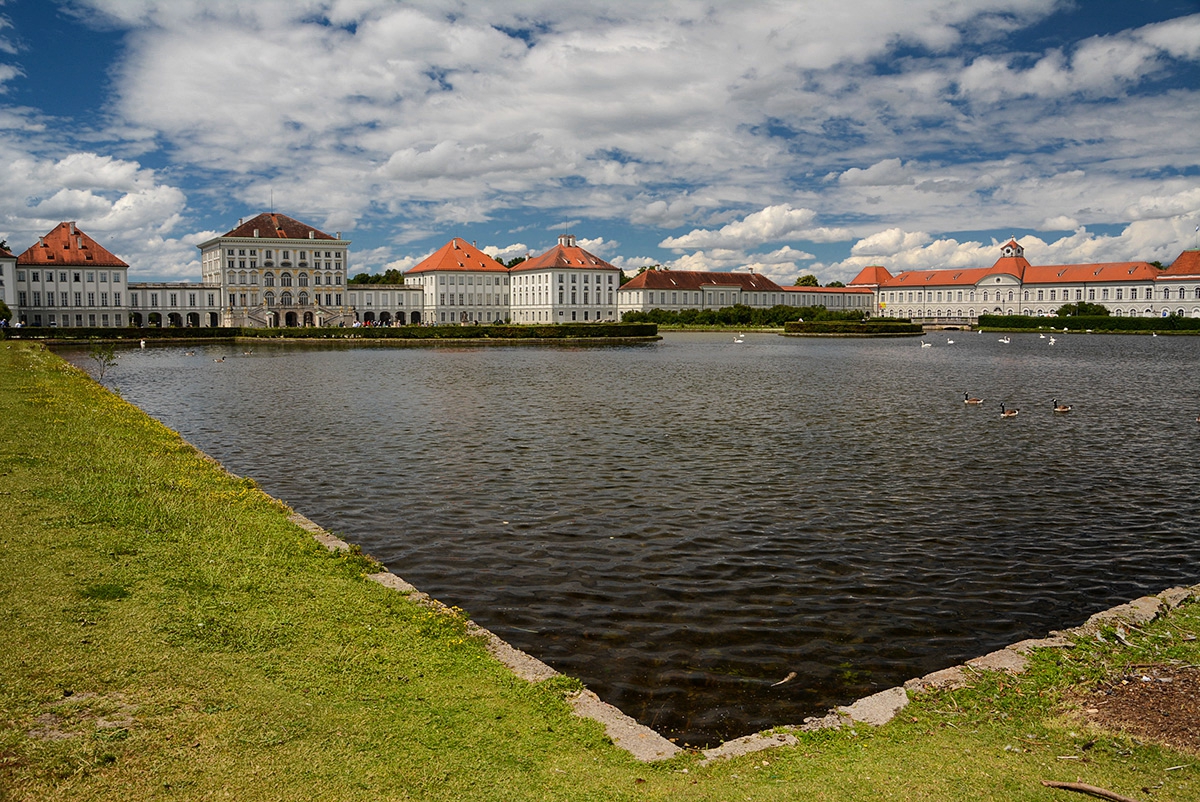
<box><xmin>196</xmin><ymin>213</ymin><xmax>354</xmax><ymax>327</ymax></box>
<box><xmin>346</xmin><ymin>285</ymin><xmax>426</xmax><ymax>325</ymax></box>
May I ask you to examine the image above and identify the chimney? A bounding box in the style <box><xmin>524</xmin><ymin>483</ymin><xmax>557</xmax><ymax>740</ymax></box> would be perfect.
<box><xmin>77</xmin><ymin>236</ymin><xmax>83</xmax><ymax>250</ymax></box>
<box><xmin>68</xmin><ymin>222</ymin><xmax>76</xmax><ymax>235</ymax></box>
<box><xmin>253</xmin><ymin>229</ymin><xmax>259</xmax><ymax>237</ymax></box>
<box><xmin>336</xmin><ymin>232</ymin><xmax>341</xmax><ymax>240</ymax></box>
<box><xmin>39</xmin><ymin>237</ymin><xmax>45</xmax><ymax>247</ymax></box>
<box><xmin>308</xmin><ymin>231</ymin><xmax>314</xmax><ymax>239</ymax></box>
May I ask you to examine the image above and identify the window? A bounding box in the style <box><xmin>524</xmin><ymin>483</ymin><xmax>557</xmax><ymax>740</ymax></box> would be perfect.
<box><xmin>1050</xmin><ymin>289</ymin><xmax>1056</xmax><ymax>300</ymax></box>
<box><xmin>73</xmin><ymin>272</ymin><xmax>81</xmax><ymax>282</ymax></box>
<box><xmin>1115</xmin><ymin>288</ymin><xmax>1123</xmax><ymax>300</ymax></box>
<box><xmin>87</xmin><ymin>272</ymin><xmax>95</xmax><ymax>282</ymax></box>
<box><xmin>1037</xmin><ymin>290</ymin><xmax>1043</xmax><ymax>301</ymax></box>
<box><xmin>1088</xmin><ymin>288</ymin><xmax>1095</xmax><ymax>300</ymax></box>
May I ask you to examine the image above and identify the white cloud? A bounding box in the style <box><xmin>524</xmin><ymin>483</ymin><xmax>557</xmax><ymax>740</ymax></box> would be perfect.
<box><xmin>838</xmin><ymin>158</ymin><xmax>916</xmax><ymax>187</ymax></box>
<box><xmin>851</xmin><ymin>228</ymin><xmax>933</xmax><ymax>256</ymax></box>
<box><xmin>659</xmin><ymin>204</ymin><xmax>853</xmax><ymax>250</ymax></box>
<box><xmin>482</xmin><ymin>242</ymin><xmax>530</xmax><ymax>262</ymax></box>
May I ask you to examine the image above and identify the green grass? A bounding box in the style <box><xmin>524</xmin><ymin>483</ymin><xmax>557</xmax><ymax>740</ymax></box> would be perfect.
<box><xmin>2</xmin><ymin>341</ymin><xmax>1198</xmax><ymax>800</ymax></box>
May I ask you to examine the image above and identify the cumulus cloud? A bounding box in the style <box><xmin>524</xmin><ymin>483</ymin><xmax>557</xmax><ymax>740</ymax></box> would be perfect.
<box><xmin>2</xmin><ymin>1</ymin><xmax>1196</xmax><ymax>278</ymax></box>
<box><xmin>659</xmin><ymin>204</ymin><xmax>852</xmax><ymax>250</ymax></box>
<box><xmin>837</xmin><ymin>158</ymin><xmax>916</xmax><ymax>187</ymax></box>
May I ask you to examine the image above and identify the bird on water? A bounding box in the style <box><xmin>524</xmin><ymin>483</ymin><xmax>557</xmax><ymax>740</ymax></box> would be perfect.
<box><xmin>1000</xmin><ymin>403</ymin><xmax>1019</xmax><ymax>418</ymax></box>
<box><xmin>964</xmin><ymin>392</ymin><xmax>984</xmax><ymax>405</ymax></box>
<box><xmin>1053</xmin><ymin>399</ymin><xmax>1072</xmax><ymax>413</ymax></box>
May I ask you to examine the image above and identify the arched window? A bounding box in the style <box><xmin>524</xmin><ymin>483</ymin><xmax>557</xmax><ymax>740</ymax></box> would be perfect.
<box><xmin>264</xmin><ymin>272</ymin><xmax>275</xmax><ymax>287</ymax></box>
<box><xmin>281</xmin><ymin>292</ymin><xmax>293</xmax><ymax>306</ymax></box>
<box><xmin>281</xmin><ymin>272</ymin><xmax>293</xmax><ymax>287</ymax></box>
<box><xmin>265</xmin><ymin>292</ymin><xmax>275</xmax><ymax>306</ymax></box>
<box><xmin>299</xmin><ymin>292</ymin><xmax>309</xmax><ymax>305</ymax></box>
<box><xmin>1008</xmin><ymin>291</ymin><xmax>1014</xmax><ymax>301</ymax></box>
<box><xmin>298</xmin><ymin>273</ymin><xmax>309</xmax><ymax>287</ymax></box>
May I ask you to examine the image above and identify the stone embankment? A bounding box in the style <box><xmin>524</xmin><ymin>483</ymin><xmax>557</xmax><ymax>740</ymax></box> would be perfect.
<box><xmin>294</xmin><ymin>509</ymin><xmax>1197</xmax><ymax>765</ymax></box>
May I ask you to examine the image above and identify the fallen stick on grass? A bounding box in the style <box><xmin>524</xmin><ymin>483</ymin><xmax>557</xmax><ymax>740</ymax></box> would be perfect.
<box><xmin>1041</xmin><ymin>780</ymin><xmax>1143</xmax><ymax>802</ymax></box>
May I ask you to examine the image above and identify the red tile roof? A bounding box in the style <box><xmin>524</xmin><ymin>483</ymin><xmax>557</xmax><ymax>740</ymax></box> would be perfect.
<box><xmin>514</xmin><ymin>235</ymin><xmax>619</xmax><ymax>273</ymax></box>
<box><xmin>16</xmin><ymin>222</ymin><xmax>128</xmax><ymax>268</ymax></box>
<box><xmin>405</xmin><ymin>237</ymin><xmax>508</xmax><ymax>274</ymax></box>
<box><xmin>881</xmin><ymin>267</ymin><xmax>994</xmax><ymax>288</ymax></box>
<box><xmin>1022</xmin><ymin>261</ymin><xmax>1158</xmax><ymax>283</ymax></box>
<box><xmin>881</xmin><ymin>252</ymin><xmax>1159</xmax><ymax>288</ymax></box>
<box><xmin>781</xmin><ymin>284</ymin><xmax>874</xmax><ymax>295</ymax></box>
<box><xmin>848</xmin><ymin>265</ymin><xmax>893</xmax><ymax>286</ymax></box>
<box><xmin>0</xmin><ymin>243</ymin><xmax>13</xmax><ymax>259</ymax></box>
<box><xmin>621</xmin><ymin>269</ymin><xmax>783</xmax><ymax>292</ymax></box>
<box><xmin>223</xmin><ymin>212</ymin><xmax>338</xmax><ymax>241</ymax></box>
<box><xmin>1160</xmin><ymin>249</ymin><xmax>1200</xmax><ymax>278</ymax></box>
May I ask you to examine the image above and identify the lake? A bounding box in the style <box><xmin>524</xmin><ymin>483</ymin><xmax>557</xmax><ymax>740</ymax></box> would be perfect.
<box><xmin>76</xmin><ymin>330</ymin><xmax>1200</xmax><ymax>746</ymax></box>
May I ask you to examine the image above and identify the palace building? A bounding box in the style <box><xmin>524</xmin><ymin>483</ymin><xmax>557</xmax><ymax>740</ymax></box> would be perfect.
<box><xmin>875</xmin><ymin>240</ymin><xmax>1200</xmax><ymax>322</ymax></box>
<box><xmin>4</xmin><ymin>215</ymin><xmax>1199</xmax><ymax>328</ymax></box>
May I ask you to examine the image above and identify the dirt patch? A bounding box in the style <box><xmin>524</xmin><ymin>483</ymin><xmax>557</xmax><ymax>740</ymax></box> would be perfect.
<box><xmin>1077</xmin><ymin>665</ymin><xmax>1200</xmax><ymax>756</ymax></box>
<box><xmin>26</xmin><ymin>692</ymin><xmax>137</xmax><ymax>741</ymax></box>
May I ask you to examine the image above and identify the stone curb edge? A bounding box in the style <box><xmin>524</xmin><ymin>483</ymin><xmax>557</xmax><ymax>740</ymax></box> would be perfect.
<box><xmin>294</xmin><ymin>511</ymin><xmax>1197</xmax><ymax>765</ymax></box>
<box><xmin>291</xmin><ymin>512</ymin><xmax>683</xmax><ymax>763</ymax></box>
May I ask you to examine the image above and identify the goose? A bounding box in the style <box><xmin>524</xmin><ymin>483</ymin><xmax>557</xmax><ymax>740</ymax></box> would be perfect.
<box><xmin>1000</xmin><ymin>403</ymin><xmax>1018</xmax><ymax>418</ymax></box>
<box><xmin>1053</xmin><ymin>399</ymin><xmax>1072</xmax><ymax>413</ymax></box>
<box><xmin>213</xmin><ymin>357</ymin><xmax>225</xmax><ymax>363</ymax></box>
<box><xmin>964</xmin><ymin>392</ymin><xmax>984</xmax><ymax>405</ymax></box>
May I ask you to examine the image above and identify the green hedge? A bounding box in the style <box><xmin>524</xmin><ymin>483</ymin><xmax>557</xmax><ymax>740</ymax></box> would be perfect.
<box><xmin>978</xmin><ymin>314</ymin><xmax>1200</xmax><ymax>332</ymax></box>
<box><xmin>622</xmin><ymin>304</ymin><xmax>864</xmax><ymax>327</ymax></box>
<box><xmin>4</xmin><ymin>326</ymin><xmax>235</xmax><ymax>340</ymax></box>
<box><xmin>783</xmin><ymin>320</ymin><xmax>923</xmax><ymax>335</ymax></box>
<box><xmin>237</xmin><ymin>323</ymin><xmax>658</xmax><ymax>340</ymax></box>
<box><xmin>7</xmin><ymin>323</ymin><xmax>659</xmax><ymax>341</ymax></box>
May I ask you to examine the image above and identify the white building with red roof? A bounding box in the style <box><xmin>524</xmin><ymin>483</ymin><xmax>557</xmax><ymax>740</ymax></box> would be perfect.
<box><xmin>13</xmin><ymin>222</ymin><xmax>131</xmax><ymax>328</ymax></box>
<box><xmin>405</xmin><ymin>237</ymin><xmax>510</xmax><ymax>324</ymax></box>
<box><xmin>511</xmin><ymin>234</ymin><xmax>621</xmax><ymax>323</ymax></box>
<box><xmin>876</xmin><ymin>240</ymin><xmax>1187</xmax><ymax>322</ymax></box>
<box><xmin>0</xmin><ymin>241</ymin><xmax>15</xmax><ymax>322</ymax></box>
<box><xmin>618</xmin><ymin>268</ymin><xmax>786</xmax><ymax>316</ymax></box>
<box><xmin>196</xmin><ymin>212</ymin><xmax>354</xmax><ymax>327</ymax></box>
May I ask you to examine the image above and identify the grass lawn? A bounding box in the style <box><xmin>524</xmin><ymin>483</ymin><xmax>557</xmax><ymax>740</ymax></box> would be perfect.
<box><xmin>1</xmin><ymin>340</ymin><xmax>1197</xmax><ymax>801</ymax></box>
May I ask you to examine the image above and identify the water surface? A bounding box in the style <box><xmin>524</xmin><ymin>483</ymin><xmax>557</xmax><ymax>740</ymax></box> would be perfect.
<box><xmin>81</xmin><ymin>331</ymin><xmax>1200</xmax><ymax>745</ymax></box>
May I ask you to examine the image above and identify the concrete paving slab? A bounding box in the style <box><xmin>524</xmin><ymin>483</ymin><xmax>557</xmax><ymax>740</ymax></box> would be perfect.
<box><xmin>569</xmin><ymin>690</ymin><xmax>682</xmax><ymax>762</ymax></box>
<box><xmin>905</xmin><ymin>666</ymin><xmax>968</xmax><ymax>691</ymax></box>
<box><xmin>967</xmin><ymin>648</ymin><xmax>1029</xmax><ymax>673</ymax></box>
<box><xmin>700</xmin><ymin>731</ymin><xmax>798</xmax><ymax>765</ymax></box>
<box><xmin>837</xmin><ymin>686</ymin><xmax>909</xmax><ymax>726</ymax></box>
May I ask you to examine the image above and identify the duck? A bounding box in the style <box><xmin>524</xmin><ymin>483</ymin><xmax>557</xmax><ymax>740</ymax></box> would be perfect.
<box><xmin>1000</xmin><ymin>403</ymin><xmax>1018</xmax><ymax>418</ymax></box>
<box><xmin>1053</xmin><ymin>399</ymin><xmax>1072</xmax><ymax>413</ymax></box>
<box><xmin>964</xmin><ymin>392</ymin><xmax>984</xmax><ymax>405</ymax></box>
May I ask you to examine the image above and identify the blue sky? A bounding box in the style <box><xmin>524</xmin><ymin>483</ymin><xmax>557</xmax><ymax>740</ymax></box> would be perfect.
<box><xmin>1</xmin><ymin>0</ymin><xmax>1198</xmax><ymax>284</ymax></box>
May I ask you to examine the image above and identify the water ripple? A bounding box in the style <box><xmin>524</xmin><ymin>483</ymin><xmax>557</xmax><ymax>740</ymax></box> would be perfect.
<box><xmin>78</xmin><ymin>330</ymin><xmax>1200</xmax><ymax>746</ymax></box>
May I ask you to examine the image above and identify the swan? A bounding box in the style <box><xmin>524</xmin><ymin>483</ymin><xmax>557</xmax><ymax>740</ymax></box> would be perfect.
<box><xmin>1053</xmin><ymin>399</ymin><xmax>1072</xmax><ymax>413</ymax></box>
<box><xmin>921</xmin><ymin>341</ymin><xmax>932</xmax><ymax>348</ymax></box>
<box><xmin>1000</xmin><ymin>403</ymin><xmax>1018</xmax><ymax>418</ymax></box>
<box><xmin>998</xmin><ymin>336</ymin><xmax>1011</xmax><ymax>344</ymax></box>
<box><xmin>964</xmin><ymin>392</ymin><xmax>984</xmax><ymax>405</ymax></box>
<box><xmin>946</xmin><ymin>338</ymin><xmax>955</xmax><ymax>344</ymax></box>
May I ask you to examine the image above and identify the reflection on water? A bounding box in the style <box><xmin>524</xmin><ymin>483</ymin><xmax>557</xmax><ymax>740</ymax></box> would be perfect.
<box><xmin>77</xmin><ymin>331</ymin><xmax>1200</xmax><ymax>745</ymax></box>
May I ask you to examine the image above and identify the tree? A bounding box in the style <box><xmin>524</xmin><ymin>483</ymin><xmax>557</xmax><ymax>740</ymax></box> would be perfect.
<box><xmin>795</xmin><ymin>274</ymin><xmax>819</xmax><ymax>286</ymax></box>
<box><xmin>505</xmin><ymin>256</ymin><xmax>527</xmax><ymax>267</ymax></box>
<box><xmin>1056</xmin><ymin>301</ymin><xmax>1110</xmax><ymax>317</ymax></box>
<box><xmin>349</xmin><ymin>269</ymin><xmax>406</xmax><ymax>285</ymax></box>
<box><xmin>825</xmin><ymin>280</ymin><xmax>845</xmax><ymax>288</ymax></box>
<box><xmin>89</xmin><ymin>341</ymin><xmax>118</xmax><ymax>380</ymax></box>
<box><xmin>0</xmin><ymin>299</ymin><xmax>11</xmax><ymax>324</ymax></box>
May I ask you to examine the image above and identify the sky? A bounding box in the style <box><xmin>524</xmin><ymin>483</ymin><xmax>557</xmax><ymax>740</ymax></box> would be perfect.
<box><xmin>1</xmin><ymin>0</ymin><xmax>1198</xmax><ymax>285</ymax></box>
